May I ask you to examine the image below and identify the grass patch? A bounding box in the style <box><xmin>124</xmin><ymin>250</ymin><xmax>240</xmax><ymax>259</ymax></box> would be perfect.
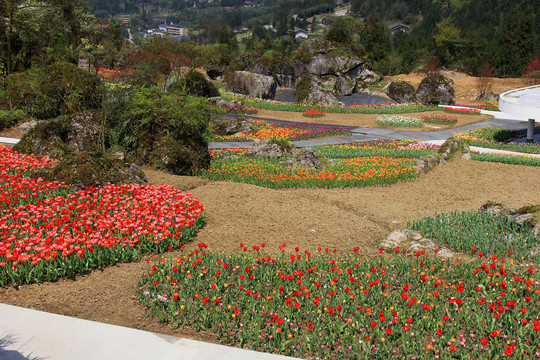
<box><xmin>409</xmin><ymin>210</ymin><xmax>539</xmax><ymax>260</ymax></box>
<box><xmin>454</xmin><ymin>127</ymin><xmax>540</xmax><ymax>154</ymax></box>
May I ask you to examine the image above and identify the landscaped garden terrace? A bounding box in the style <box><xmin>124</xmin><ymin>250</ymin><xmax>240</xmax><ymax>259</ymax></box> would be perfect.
<box><xmin>1</xmin><ymin>134</ymin><xmax>539</xmax><ymax>359</ymax></box>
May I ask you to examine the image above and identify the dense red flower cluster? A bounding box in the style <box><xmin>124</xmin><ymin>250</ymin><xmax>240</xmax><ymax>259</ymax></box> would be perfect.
<box><xmin>0</xmin><ymin>147</ymin><xmax>205</xmax><ymax>285</ymax></box>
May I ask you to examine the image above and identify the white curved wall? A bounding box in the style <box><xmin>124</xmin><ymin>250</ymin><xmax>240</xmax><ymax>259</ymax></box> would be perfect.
<box><xmin>499</xmin><ymin>85</ymin><xmax>540</xmax><ymax>120</ymax></box>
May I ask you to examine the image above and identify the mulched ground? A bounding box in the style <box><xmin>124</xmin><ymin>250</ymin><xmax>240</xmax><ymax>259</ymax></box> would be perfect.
<box><xmin>1</xmin><ymin>159</ymin><xmax>539</xmax><ymax>344</ymax></box>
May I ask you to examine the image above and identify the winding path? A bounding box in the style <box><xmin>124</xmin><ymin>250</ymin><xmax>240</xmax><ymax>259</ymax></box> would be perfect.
<box><xmin>210</xmin><ymin>114</ymin><xmax>539</xmax><ymax>150</ymax></box>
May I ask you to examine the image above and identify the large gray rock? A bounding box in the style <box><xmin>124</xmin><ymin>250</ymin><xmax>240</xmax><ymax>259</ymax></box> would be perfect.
<box><xmin>387</xmin><ymin>81</ymin><xmax>417</xmax><ymax>103</ymax></box>
<box><xmin>301</xmin><ymin>55</ymin><xmax>363</xmax><ymax>77</ymax></box>
<box><xmin>295</xmin><ymin>75</ymin><xmax>342</xmax><ymax>107</ymax></box>
<box><xmin>251</xmin><ymin>62</ymin><xmax>272</xmax><ymax>76</ymax></box>
<box><xmin>207</xmin><ymin>97</ymin><xmax>242</xmax><ymax>108</ymax></box>
<box><xmin>244</xmin><ymin>139</ymin><xmax>292</xmax><ymax>158</ymax></box>
<box><xmin>280</xmin><ymin>147</ymin><xmax>332</xmax><ymax>170</ymax></box>
<box><xmin>358</xmin><ymin>68</ymin><xmax>381</xmax><ymax>85</ymax></box>
<box><xmin>334</xmin><ymin>75</ymin><xmax>353</xmax><ymax>96</ymax></box>
<box><xmin>415</xmin><ymin>74</ymin><xmax>455</xmax><ymax>105</ymax></box>
<box><xmin>213</xmin><ymin>117</ymin><xmax>255</xmax><ymax>136</ymax></box>
<box><xmin>224</xmin><ymin>71</ymin><xmax>277</xmax><ymax>99</ymax></box>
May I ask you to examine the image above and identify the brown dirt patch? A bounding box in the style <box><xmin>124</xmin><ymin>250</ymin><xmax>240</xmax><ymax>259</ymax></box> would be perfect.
<box><xmin>1</xmin><ymin>160</ymin><xmax>539</xmax><ymax>344</ymax></box>
<box><xmin>386</xmin><ymin>71</ymin><xmax>524</xmax><ymax>103</ymax></box>
<box><xmin>256</xmin><ymin>109</ymin><xmax>492</xmax><ymax>131</ymax></box>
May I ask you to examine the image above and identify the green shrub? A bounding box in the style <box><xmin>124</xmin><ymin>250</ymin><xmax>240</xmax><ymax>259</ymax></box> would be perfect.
<box><xmin>168</xmin><ymin>71</ymin><xmax>220</xmax><ymax>98</ymax></box>
<box><xmin>5</xmin><ymin>62</ymin><xmax>104</xmax><ymax>119</ymax></box>
<box><xmin>0</xmin><ymin>110</ymin><xmax>27</xmax><ymax>130</ymax></box>
<box><xmin>108</xmin><ymin>87</ymin><xmax>213</xmax><ymax>175</ymax></box>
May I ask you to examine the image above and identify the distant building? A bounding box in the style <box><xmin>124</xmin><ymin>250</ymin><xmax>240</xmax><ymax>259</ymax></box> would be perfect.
<box><xmin>119</xmin><ymin>14</ymin><xmax>130</xmax><ymax>25</ymax></box>
<box><xmin>166</xmin><ymin>25</ymin><xmax>187</xmax><ymax>36</ymax></box>
<box><xmin>294</xmin><ymin>27</ymin><xmax>308</xmax><ymax>42</ymax></box>
<box><xmin>388</xmin><ymin>22</ymin><xmax>411</xmax><ymax>36</ymax></box>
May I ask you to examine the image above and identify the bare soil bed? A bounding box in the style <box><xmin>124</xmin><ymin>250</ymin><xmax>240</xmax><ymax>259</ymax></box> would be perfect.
<box><xmin>255</xmin><ymin>109</ymin><xmax>492</xmax><ymax>130</ymax></box>
<box><xmin>1</xmin><ymin>159</ymin><xmax>539</xmax><ymax>344</ymax></box>
<box><xmin>386</xmin><ymin>71</ymin><xmax>524</xmax><ymax>103</ymax></box>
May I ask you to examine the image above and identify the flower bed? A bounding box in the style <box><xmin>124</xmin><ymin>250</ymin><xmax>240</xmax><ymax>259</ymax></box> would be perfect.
<box><xmin>454</xmin><ymin>127</ymin><xmax>540</xmax><ymax>155</ymax></box>
<box><xmin>456</xmin><ymin>103</ymin><xmax>499</xmax><ymax>111</ymax></box>
<box><xmin>194</xmin><ymin>152</ymin><xmax>418</xmax><ymax>189</ymax></box>
<box><xmin>443</xmin><ymin>107</ymin><xmax>482</xmax><ymax>115</ymax></box>
<box><xmin>313</xmin><ymin>140</ymin><xmax>439</xmax><ymax>159</ymax></box>
<box><xmin>421</xmin><ymin>114</ymin><xmax>458</xmax><ymax>125</ymax></box>
<box><xmin>209</xmin><ymin>119</ymin><xmax>352</xmax><ymax>142</ymax></box>
<box><xmin>376</xmin><ymin>115</ymin><xmax>424</xmax><ymax>128</ymax></box>
<box><xmin>139</xmin><ymin>242</ymin><xmax>540</xmax><ymax>359</ymax></box>
<box><xmin>302</xmin><ymin>110</ymin><xmax>326</xmax><ymax>118</ymax></box>
<box><xmin>0</xmin><ymin>146</ymin><xmax>206</xmax><ymax>286</ymax></box>
<box><xmin>220</xmin><ymin>93</ymin><xmax>440</xmax><ymax>114</ymax></box>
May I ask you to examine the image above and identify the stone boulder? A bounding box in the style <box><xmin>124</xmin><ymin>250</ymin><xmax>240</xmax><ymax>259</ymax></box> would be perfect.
<box><xmin>280</xmin><ymin>147</ymin><xmax>333</xmax><ymax>170</ymax></box>
<box><xmin>386</xmin><ymin>81</ymin><xmax>416</xmax><ymax>103</ymax></box>
<box><xmin>300</xmin><ymin>55</ymin><xmax>363</xmax><ymax>77</ymax></box>
<box><xmin>415</xmin><ymin>74</ymin><xmax>455</xmax><ymax>105</ymax></box>
<box><xmin>34</xmin><ymin>151</ymin><xmax>148</xmax><ymax>191</ymax></box>
<box><xmin>251</xmin><ymin>62</ymin><xmax>272</xmax><ymax>76</ymax></box>
<box><xmin>244</xmin><ymin>139</ymin><xmax>293</xmax><ymax>158</ymax></box>
<box><xmin>378</xmin><ymin>229</ymin><xmax>453</xmax><ymax>258</ymax></box>
<box><xmin>358</xmin><ymin>68</ymin><xmax>381</xmax><ymax>85</ymax></box>
<box><xmin>294</xmin><ymin>75</ymin><xmax>342</xmax><ymax>107</ymax></box>
<box><xmin>333</xmin><ymin>75</ymin><xmax>353</xmax><ymax>96</ymax></box>
<box><xmin>207</xmin><ymin>97</ymin><xmax>242</xmax><ymax>108</ymax></box>
<box><xmin>224</xmin><ymin>71</ymin><xmax>277</xmax><ymax>99</ymax></box>
<box><xmin>476</xmin><ymin>92</ymin><xmax>499</xmax><ymax>102</ymax></box>
<box><xmin>14</xmin><ymin>112</ymin><xmax>100</xmax><ymax>161</ymax></box>
<box><xmin>212</xmin><ymin>117</ymin><xmax>255</xmax><ymax>136</ymax></box>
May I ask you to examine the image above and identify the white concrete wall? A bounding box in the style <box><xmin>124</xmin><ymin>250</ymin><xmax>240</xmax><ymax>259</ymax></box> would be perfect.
<box><xmin>499</xmin><ymin>85</ymin><xmax>540</xmax><ymax>121</ymax></box>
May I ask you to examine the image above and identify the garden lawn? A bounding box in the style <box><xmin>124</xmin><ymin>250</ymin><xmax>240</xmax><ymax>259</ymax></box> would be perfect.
<box><xmin>254</xmin><ymin>110</ymin><xmax>492</xmax><ymax>130</ymax></box>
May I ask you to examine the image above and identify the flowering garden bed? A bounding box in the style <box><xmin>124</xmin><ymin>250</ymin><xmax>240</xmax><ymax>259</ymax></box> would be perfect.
<box><xmin>139</xmin><ymin>241</ymin><xmax>540</xmax><ymax>359</ymax></box>
<box><xmin>0</xmin><ymin>147</ymin><xmax>206</xmax><ymax>286</ymax></box>
<box><xmin>454</xmin><ymin>127</ymin><xmax>540</xmax><ymax>155</ymax></box>
<box><xmin>209</xmin><ymin>118</ymin><xmax>352</xmax><ymax>142</ymax></box>
<box><xmin>221</xmin><ymin>93</ymin><xmax>440</xmax><ymax>114</ymax></box>
<box><xmin>195</xmin><ymin>148</ymin><xmax>419</xmax><ymax>189</ymax></box>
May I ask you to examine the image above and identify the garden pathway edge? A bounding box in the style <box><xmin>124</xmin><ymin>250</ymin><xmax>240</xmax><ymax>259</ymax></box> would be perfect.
<box><xmin>0</xmin><ymin>303</ymin><xmax>301</xmax><ymax>360</ymax></box>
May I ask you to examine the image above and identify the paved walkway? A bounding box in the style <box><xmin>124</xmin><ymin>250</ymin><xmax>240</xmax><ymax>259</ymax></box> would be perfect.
<box><xmin>0</xmin><ymin>303</ymin><xmax>299</xmax><ymax>360</ymax></box>
<box><xmin>210</xmin><ymin>116</ymin><xmax>539</xmax><ymax>149</ymax></box>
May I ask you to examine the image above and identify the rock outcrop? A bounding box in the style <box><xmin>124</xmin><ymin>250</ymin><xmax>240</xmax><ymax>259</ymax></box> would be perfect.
<box><xmin>244</xmin><ymin>139</ymin><xmax>332</xmax><ymax>169</ymax></box>
<box><xmin>224</xmin><ymin>71</ymin><xmax>277</xmax><ymax>99</ymax></box>
<box><xmin>415</xmin><ymin>74</ymin><xmax>455</xmax><ymax>105</ymax></box>
<box><xmin>333</xmin><ymin>75</ymin><xmax>353</xmax><ymax>96</ymax></box>
<box><xmin>386</xmin><ymin>81</ymin><xmax>416</xmax><ymax>103</ymax></box>
<box><xmin>294</xmin><ymin>75</ymin><xmax>343</xmax><ymax>107</ymax></box>
<box><xmin>212</xmin><ymin>117</ymin><xmax>255</xmax><ymax>137</ymax></box>
<box><xmin>379</xmin><ymin>229</ymin><xmax>454</xmax><ymax>258</ymax></box>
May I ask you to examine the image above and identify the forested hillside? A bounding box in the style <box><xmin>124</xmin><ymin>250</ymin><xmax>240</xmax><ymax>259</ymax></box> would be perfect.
<box><xmin>80</xmin><ymin>0</ymin><xmax>540</xmax><ymax>78</ymax></box>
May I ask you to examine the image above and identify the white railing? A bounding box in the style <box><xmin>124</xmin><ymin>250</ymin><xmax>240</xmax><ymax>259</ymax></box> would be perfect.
<box><xmin>499</xmin><ymin>84</ymin><xmax>540</xmax><ymax>120</ymax></box>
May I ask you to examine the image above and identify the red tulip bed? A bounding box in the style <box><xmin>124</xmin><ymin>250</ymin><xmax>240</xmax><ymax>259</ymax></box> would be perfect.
<box><xmin>139</xmin><ymin>242</ymin><xmax>540</xmax><ymax>359</ymax></box>
<box><xmin>0</xmin><ymin>146</ymin><xmax>206</xmax><ymax>286</ymax></box>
